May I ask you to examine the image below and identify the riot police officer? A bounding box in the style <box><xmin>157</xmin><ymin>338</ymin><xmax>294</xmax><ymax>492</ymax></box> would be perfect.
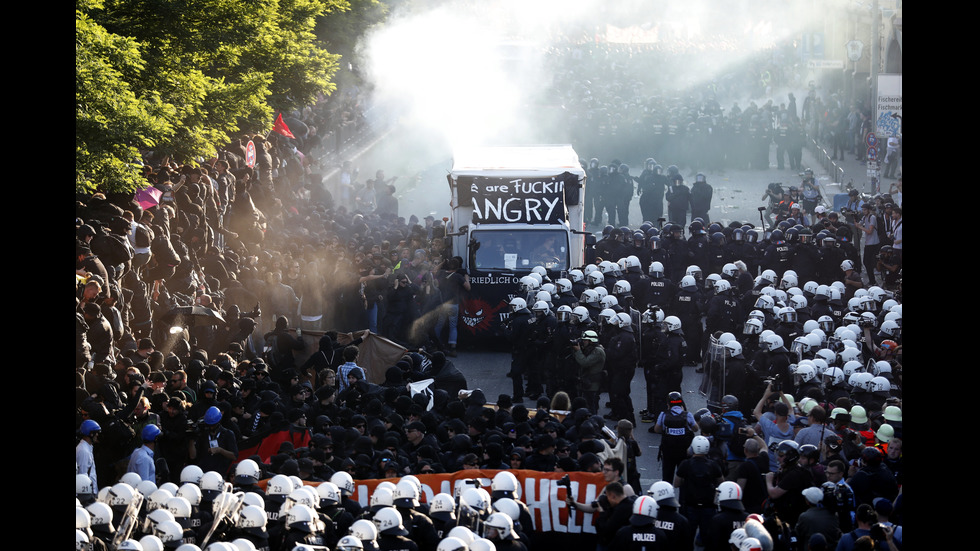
<box><xmin>637</xmin><ymin>161</ymin><xmax>667</xmax><ymax>224</ymax></box>
<box><xmin>665</xmin><ymin>175</ymin><xmax>691</xmax><ymax>228</ymax></box>
<box><xmin>504</xmin><ymin>298</ymin><xmax>534</xmax><ymax>401</ymax></box>
<box><xmin>690</xmin><ymin>173</ymin><xmax>713</xmax><ymax>224</ymax></box>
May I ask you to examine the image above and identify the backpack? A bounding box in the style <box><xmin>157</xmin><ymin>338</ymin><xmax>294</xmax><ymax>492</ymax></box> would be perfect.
<box><xmin>718</xmin><ymin>413</ymin><xmax>748</xmax><ymax>459</ymax></box>
<box><xmin>661</xmin><ymin>410</ymin><xmax>694</xmax><ymax>456</ymax></box>
<box><xmin>264</xmin><ymin>332</ymin><xmax>282</xmax><ymax>369</ymax></box>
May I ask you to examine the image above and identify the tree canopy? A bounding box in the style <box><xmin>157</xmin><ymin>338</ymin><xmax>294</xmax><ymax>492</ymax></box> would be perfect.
<box><xmin>76</xmin><ymin>0</ymin><xmax>353</xmax><ymax>194</ymax></box>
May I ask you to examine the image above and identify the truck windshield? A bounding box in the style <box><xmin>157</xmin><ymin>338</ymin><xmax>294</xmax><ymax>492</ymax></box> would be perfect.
<box><xmin>470</xmin><ymin>229</ymin><xmax>569</xmax><ymax>272</ymax></box>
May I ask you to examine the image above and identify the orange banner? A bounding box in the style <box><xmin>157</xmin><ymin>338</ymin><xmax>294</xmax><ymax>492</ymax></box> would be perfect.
<box><xmin>264</xmin><ymin>469</ymin><xmax>607</xmax><ymax>533</ymax></box>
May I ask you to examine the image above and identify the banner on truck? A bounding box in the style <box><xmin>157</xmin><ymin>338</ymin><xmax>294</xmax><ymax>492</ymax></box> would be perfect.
<box><xmin>457</xmin><ymin>173</ymin><xmax>579</xmax><ymax>225</ymax></box>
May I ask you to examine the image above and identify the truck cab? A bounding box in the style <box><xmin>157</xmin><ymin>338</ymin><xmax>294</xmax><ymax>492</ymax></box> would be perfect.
<box><xmin>447</xmin><ymin>145</ymin><xmax>590</xmax><ymax>340</ymax></box>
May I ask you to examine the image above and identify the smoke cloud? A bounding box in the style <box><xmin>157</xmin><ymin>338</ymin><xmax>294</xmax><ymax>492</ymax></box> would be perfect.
<box><xmin>354</xmin><ymin>0</ymin><xmax>822</xmax><ymax>216</ymax></box>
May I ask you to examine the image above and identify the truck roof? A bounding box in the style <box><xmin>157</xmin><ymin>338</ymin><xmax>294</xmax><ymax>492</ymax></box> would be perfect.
<box><xmin>450</xmin><ymin>145</ymin><xmax>585</xmax><ymax>177</ymax></box>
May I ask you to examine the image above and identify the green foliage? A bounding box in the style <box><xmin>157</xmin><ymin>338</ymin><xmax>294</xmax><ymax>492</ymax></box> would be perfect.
<box><xmin>76</xmin><ymin>7</ymin><xmax>175</xmax><ymax>193</ymax></box>
<box><xmin>77</xmin><ymin>0</ymin><xmax>349</xmax><ymax>194</ymax></box>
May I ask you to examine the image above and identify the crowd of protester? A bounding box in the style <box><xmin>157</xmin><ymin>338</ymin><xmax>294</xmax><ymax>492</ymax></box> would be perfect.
<box><xmin>76</xmin><ymin>39</ymin><xmax>902</xmax><ymax>551</ymax></box>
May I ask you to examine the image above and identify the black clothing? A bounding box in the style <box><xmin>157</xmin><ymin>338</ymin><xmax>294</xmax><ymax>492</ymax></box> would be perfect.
<box><xmin>676</xmin><ymin>456</ymin><xmax>723</xmax><ymax>507</ymax></box>
<box><xmin>612</xmin><ymin>521</ymin><xmax>669</xmax><ymax>551</ymax></box>
<box><xmin>666</xmin><ymin>184</ymin><xmax>691</xmax><ymax>227</ymax></box>
<box><xmin>690</xmin><ymin>182</ymin><xmax>713</xmax><ymax>223</ymax></box>
<box><xmin>607</xmin><ymin>328</ymin><xmax>638</xmax><ymax>423</ymax></box>
<box><xmin>703</xmin><ymin>509</ymin><xmax>748</xmax><ymax>551</ymax></box>
<box><xmin>772</xmin><ymin>464</ymin><xmax>814</xmax><ymax>526</ymax></box>
<box><xmin>597</xmin><ymin>495</ymin><xmax>636</xmax><ymax>548</ymax></box>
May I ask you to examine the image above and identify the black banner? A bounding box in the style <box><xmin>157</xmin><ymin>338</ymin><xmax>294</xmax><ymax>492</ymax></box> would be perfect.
<box><xmin>457</xmin><ymin>172</ymin><xmax>578</xmax><ymax>224</ymax></box>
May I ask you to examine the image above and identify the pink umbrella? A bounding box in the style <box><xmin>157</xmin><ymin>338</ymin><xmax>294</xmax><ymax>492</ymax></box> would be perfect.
<box><xmin>135</xmin><ymin>186</ymin><xmax>163</xmax><ymax>210</ymax></box>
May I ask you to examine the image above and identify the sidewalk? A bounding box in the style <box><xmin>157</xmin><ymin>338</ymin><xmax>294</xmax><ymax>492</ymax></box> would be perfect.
<box><xmin>803</xmin><ymin>136</ymin><xmax>900</xmax><ymax>201</ymax></box>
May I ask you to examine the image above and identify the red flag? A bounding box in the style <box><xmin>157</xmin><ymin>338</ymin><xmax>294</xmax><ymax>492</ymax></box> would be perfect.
<box><xmin>272</xmin><ymin>112</ymin><xmax>295</xmax><ymax>139</ymax></box>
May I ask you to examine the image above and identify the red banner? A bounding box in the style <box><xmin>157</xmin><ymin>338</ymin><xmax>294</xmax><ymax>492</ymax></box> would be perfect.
<box><xmin>238</xmin><ymin>429</ymin><xmax>311</xmax><ymax>463</ymax></box>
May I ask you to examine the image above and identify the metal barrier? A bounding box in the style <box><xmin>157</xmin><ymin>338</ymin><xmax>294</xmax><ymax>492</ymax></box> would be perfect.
<box><xmin>806</xmin><ymin>134</ymin><xmax>845</xmax><ymax>185</ymax></box>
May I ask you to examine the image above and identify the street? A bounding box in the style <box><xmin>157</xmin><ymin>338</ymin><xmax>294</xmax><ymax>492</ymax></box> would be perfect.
<box><xmin>454</xmin><ymin>347</ymin><xmax>708</xmax><ymax>491</ymax></box>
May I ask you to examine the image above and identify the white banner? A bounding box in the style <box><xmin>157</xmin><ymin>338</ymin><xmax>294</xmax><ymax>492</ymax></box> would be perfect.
<box><xmin>876</xmin><ymin>75</ymin><xmax>903</xmax><ymax>137</ymax></box>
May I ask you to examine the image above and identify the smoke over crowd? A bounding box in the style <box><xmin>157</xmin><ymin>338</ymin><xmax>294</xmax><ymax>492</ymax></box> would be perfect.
<box><xmin>350</xmin><ymin>0</ymin><xmax>828</xmax><ymax>216</ymax></box>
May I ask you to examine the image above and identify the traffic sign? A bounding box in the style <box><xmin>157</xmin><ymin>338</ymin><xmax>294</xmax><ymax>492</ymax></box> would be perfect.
<box><xmin>866</xmin><ymin>133</ymin><xmax>878</xmax><ymax>148</ymax></box>
<box><xmin>246</xmin><ymin>140</ymin><xmax>256</xmax><ymax>168</ymax></box>
<box><xmin>867</xmin><ymin>146</ymin><xmax>877</xmax><ymax>161</ymax></box>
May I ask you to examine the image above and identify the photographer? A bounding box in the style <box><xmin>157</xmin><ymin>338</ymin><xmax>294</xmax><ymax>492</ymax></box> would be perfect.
<box><xmin>752</xmin><ymin>382</ymin><xmax>796</xmax><ymax>472</ymax></box>
<box><xmin>801</xmin><ymin>170</ymin><xmax>821</xmax><ymax>214</ymax></box>
<box><xmin>889</xmin><ymin>206</ymin><xmax>902</xmax><ymax>265</ymax></box>
<box><xmin>593</xmin><ymin>481</ymin><xmax>634</xmax><ymax>551</ymax></box>
<box><xmin>566</xmin><ymin>458</ymin><xmax>628</xmax><ymax>515</ymax></box>
<box><xmin>761</xmin><ymin>183</ymin><xmax>784</xmax><ymax>225</ymax></box>
<box><xmin>876</xmin><ymin>245</ymin><xmax>901</xmax><ymax>290</ymax></box>
<box><xmin>854</xmin><ymin>203</ymin><xmax>880</xmax><ymax>285</ymax></box>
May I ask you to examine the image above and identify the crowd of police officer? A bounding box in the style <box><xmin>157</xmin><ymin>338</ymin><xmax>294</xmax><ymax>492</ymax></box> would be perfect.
<box><xmin>76</xmin><ymin>465</ymin><xmax>541</xmax><ymax>551</ymax></box>
<box><xmin>548</xmin><ymin>41</ymin><xmax>809</xmax><ymax>177</ymax></box>
<box><xmin>492</xmin><ymin>156</ymin><xmax>904</xmax><ymax>549</ymax></box>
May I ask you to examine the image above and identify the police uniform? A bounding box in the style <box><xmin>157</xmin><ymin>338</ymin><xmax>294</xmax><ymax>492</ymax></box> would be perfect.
<box><xmin>607</xmin><ymin>324</ymin><xmax>638</xmax><ymax>424</ymax></box>
<box><xmin>638</xmin><ymin>171</ymin><xmax>667</xmax><ymax>224</ymax></box>
<box><xmin>669</xmin><ymin>288</ymin><xmax>703</xmax><ymax>365</ymax></box>
<box><xmin>675</xmin><ymin>454</ymin><xmax>724</xmax><ymax>533</ymax></box>
<box><xmin>706</xmin><ymin>291</ymin><xmax>741</xmax><ymax>336</ymax></box>
<box><xmin>652</xmin><ymin>506</ymin><xmax>693</xmax><ymax>551</ymax></box>
<box><xmin>527</xmin><ymin>309</ymin><xmax>557</xmax><ymax>399</ymax></box>
<box><xmin>640</xmin><ymin>323</ymin><xmax>665</xmax><ymax>417</ymax></box>
<box><xmin>645</xmin><ymin>274</ymin><xmax>675</xmax><ymax>311</ymax></box>
<box><xmin>703</xmin><ymin>509</ymin><xmax>748</xmax><ymax>551</ymax></box>
<box><xmin>690</xmin><ymin>181</ymin><xmax>713</xmax><ymax>224</ymax></box>
<box><xmin>666</xmin><ymin>182</ymin><xmax>691</xmax><ymax>227</ymax></box>
<box><xmin>612</xmin><ymin>522</ymin><xmax>669</xmax><ymax>551</ymax></box>
<box><xmin>377</xmin><ymin>533</ymin><xmax>419</xmax><ymax>551</ymax></box>
<box><xmin>506</xmin><ymin>308</ymin><xmax>534</xmax><ymax>401</ymax></box>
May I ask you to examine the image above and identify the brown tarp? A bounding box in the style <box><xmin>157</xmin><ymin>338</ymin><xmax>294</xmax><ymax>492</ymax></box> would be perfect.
<box><xmin>335</xmin><ymin>331</ymin><xmax>407</xmax><ymax>384</ymax></box>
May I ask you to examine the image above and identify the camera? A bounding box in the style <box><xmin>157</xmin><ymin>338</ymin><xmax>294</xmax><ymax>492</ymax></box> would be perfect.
<box><xmin>764</xmin><ymin>377</ymin><xmax>782</xmax><ymax>392</ymax></box>
<box><xmin>821</xmin><ymin>482</ymin><xmax>855</xmax><ymax>516</ymax></box>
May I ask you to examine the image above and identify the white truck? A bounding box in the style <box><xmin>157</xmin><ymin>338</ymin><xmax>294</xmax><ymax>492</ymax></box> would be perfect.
<box><xmin>446</xmin><ymin>145</ymin><xmax>590</xmax><ymax>340</ymax></box>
